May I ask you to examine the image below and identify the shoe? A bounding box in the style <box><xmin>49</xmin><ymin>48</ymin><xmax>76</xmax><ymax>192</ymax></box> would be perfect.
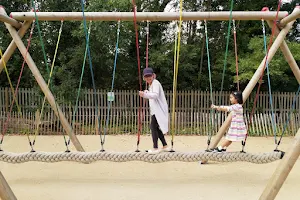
<box><xmin>161</xmin><ymin>147</ymin><xmax>172</xmax><ymax>152</ymax></box>
<box><xmin>213</xmin><ymin>147</ymin><xmax>226</xmax><ymax>153</ymax></box>
<box><xmin>147</xmin><ymin>149</ymin><xmax>162</xmax><ymax>154</ymax></box>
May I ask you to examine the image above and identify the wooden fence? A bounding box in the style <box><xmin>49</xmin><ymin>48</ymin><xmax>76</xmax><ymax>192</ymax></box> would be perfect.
<box><xmin>0</xmin><ymin>88</ymin><xmax>299</xmax><ymax>136</ymax></box>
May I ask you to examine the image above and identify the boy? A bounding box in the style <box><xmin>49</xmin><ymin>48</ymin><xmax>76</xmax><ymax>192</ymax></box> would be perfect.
<box><xmin>139</xmin><ymin>68</ymin><xmax>170</xmax><ymax>154</ymax></box>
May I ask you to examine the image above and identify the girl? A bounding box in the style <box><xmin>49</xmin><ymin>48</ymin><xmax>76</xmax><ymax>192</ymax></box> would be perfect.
<box><xmin>139</xmin><ymin>67</ymin><xmax>170</xmax><ymax>154</ymax></box>
<box><xmin>211</xmin><ymin>91</ymin><xmax>247</xmax><ymax>152</ymax></box>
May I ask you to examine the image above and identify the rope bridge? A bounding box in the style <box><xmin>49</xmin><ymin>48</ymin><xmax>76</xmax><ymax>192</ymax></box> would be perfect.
<box><xmin>0</xmin><ymin>150</ymin><xmax>284</xmax><ymax>164</ymax></box>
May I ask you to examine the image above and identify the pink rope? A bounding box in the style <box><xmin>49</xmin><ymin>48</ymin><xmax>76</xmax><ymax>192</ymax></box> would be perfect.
<box><xmin>0</xmin><ymin>21</ymin><xmax>35</xmax><ymax>145</ymax></box>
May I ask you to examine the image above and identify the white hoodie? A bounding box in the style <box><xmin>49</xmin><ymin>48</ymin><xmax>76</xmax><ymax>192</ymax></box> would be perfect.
<box><xmin>143</xmin><ymin>79</ymin><xmax>169</xmax><ymax>134</ymax></box>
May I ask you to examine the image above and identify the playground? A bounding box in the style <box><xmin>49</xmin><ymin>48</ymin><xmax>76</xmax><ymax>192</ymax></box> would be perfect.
<box><xmin>1</xmin><ymin>0</ymin><xmax>300</xmax><ymax>199</ymax></box>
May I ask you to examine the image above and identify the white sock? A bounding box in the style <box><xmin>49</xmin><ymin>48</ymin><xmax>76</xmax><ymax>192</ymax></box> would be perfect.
<box><xmin>218</xmin><ymin>146</ymin><xmax>223</xmax><ymax>150</ymax></box>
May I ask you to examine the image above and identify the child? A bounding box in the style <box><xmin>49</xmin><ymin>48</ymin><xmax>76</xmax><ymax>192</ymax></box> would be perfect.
<box><xmin>211</xmin><ymin>91</ymin><xmax>247</xmax><ymax>152</ymax></box>
<box><xmin>139</xmin><ymin>68</ymin><xmax>170</xmax><ymax>154</ymax></box>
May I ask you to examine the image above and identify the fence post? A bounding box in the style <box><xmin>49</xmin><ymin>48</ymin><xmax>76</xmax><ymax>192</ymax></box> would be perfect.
<box><xmin>5</xmin><ymin>87</ymin><xmax>9</xmax><ymax>112</ymax></box>
<box><xmin>35</xmin><ymin>109</ymin><xmax>41</xmax><ymax>134</ymax></box>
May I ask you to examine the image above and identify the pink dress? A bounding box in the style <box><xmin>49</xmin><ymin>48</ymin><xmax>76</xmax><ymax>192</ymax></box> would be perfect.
<box><xmin>224</xmin><ymin>104</ymin><xmax>247</xmax><ymax>141</ymax></box>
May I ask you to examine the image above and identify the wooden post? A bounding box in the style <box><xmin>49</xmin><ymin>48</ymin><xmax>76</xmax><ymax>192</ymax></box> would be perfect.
<box><xmin>0</xmin><ymin>8</ymin><xmax>85</xmax><ymax>152</ymax></box>
<box><xmin>9</xmin><ymin>11</ymin><xmax>288</xmax><ymax>21</ymax></box>
<box><xmin>0</xmin><ymin>6</ymin><xmax>21</xmax><ymax>29</ymax></box>
<box><xmin>279</xmin><ymin>6</ymin><xmax>300</xmax><ymax>27</ymax></box>
<box><xmin>259</xmin><ymin>128</ymin><xmax>300</xmax><ymax>200</ymax></box>
<box><xmin>207</xmin><ymin>20</ymin><xmax>295</xmax><ymax>150</ymax></box>
<box><xmin>0</xmin><ymin>20</ymin><xmax>32</xmax><ymax>74</ymax></box>
<box><xmin>259</xmin><ymin>9</ymin><xmax>300</xmax><ymax>200</ymax></box>
<box><xmin>0</xmin><ymin>171</ymin><xmax>17</xmax><ymax>200</ymax></box>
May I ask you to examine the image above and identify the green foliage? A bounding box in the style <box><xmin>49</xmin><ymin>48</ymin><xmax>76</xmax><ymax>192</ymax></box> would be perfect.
<box><xmin>236</xmin><ymin>36</ymin><xmax>300</xmax><ymax>91</ymax></box>
<box><xmin>0</xmin><ymin>0</ymin><xmax>299</xmax><ymax>107</ymax></box>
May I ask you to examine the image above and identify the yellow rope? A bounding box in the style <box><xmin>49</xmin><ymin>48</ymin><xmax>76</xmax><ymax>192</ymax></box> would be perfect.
<box><xmin>0</xmin><ymin>49</ymin><xmax>21</xmax><ymax>113</ymax></box>
<box><xmin>33</xmin><ymin>20</ymin><xmax>64</xmax><ymax>142</ymax></box>
<box><xmin>171</xmin><ymin>0</ymin><xmax>183</xmax><ymax>146</ymax></box>
<box><xmin>171</xmin><ymin>29</ymin><xmax>178</xmax><ymax>142</ymax></box>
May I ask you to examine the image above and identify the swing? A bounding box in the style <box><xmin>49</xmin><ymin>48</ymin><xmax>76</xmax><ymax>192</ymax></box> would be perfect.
<box><xmin>0</xmin><ymin>0</ymin><xmax>292</xmax><ymax>165</ymax></box>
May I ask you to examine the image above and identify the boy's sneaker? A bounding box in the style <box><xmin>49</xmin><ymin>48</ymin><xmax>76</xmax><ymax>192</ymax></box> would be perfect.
<box><xmin>213</xmin><ymin>147</ymin><xmax>226</xmax><ymax>153</ymax></box>
<box><xmin>147</xmin><ymin>149</ymin><xmax>162</xmax><ymax>154</ymax></box>
<box><xmin>161</xmin><ymin>147</ymin><xmax>172</xmax><ymax>152</ymax></box>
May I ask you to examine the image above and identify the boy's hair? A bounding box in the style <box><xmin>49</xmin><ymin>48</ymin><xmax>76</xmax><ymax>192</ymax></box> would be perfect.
<box><xmin>231</xmin><ymin>91</ymin><xmax>243</xmax><ymax>104</ymax></box>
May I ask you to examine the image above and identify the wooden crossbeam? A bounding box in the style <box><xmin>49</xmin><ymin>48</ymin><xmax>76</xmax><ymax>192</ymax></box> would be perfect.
<box><xmin>9</xmin><ymin>11</ymin><xmax>289</xmax><ymax>21</ymax></box>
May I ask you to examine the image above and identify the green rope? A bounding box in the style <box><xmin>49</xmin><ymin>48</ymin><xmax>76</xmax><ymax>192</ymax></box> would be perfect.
<box><xmin>31</xmin><ymin>1</ymin><xmax>69</xmax><ymax>151</ymax></box>
<box><xmin>262</xmin><ymin>19</ymin><xmax>277</xmax><ymax>144</ymax></box>
<box><xmin>69</xmin><ymin>21</ymin><xmax>92</xmax><ymax>145</ymax></box>
<box><xmin>31</xmin><ymin>0</ymin><xmax>50</xmax><ymax>77</ymax></box>
<box><xmin>220</xmin><ymin>0</ymin><xmax>234</xmax><ymax>92</ymax></box>
<box><xmin>204</xmin><ymin>20</ymin><xmax>214</xmax><ymax>149</ymax></box>
<box><xmin>32</xmin><ymin>20</ymin><xmax>64</xmax><ymax>148</ymax></box>
<box><xmin>103</xmin><ymin>20</ymin><xmax>121</xmax><ymax>145</ymax></box>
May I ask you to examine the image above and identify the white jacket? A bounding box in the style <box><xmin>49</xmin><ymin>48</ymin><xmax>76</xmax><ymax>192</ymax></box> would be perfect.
<box><xmin>143</xmin><ymin>79</ymin><xmax>169</xmax><ymax>134</ymax></box>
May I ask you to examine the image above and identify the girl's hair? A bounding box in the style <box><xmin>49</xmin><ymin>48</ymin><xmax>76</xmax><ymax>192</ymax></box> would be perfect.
<box><xmin>231</xmin><ymin>91</ymin><xmax>243</xmax><ymax>104</ymax></box>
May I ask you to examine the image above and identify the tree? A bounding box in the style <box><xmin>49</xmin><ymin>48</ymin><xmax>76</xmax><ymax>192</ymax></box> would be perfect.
<box><xmin>0</xmin><ymin>0</ymin><xmax>298</xmax><ymax>96</ymax></box>
<box><xmin>232</xmin><ymin>36</ymin><xmax>300</xmax><ymax>92</ymax></box>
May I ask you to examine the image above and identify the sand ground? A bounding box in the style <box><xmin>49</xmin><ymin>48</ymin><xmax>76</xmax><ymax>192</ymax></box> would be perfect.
<box><xmin>1</xmin><ymin>135</ymin><xmax>300</xmax><ymax>200</ymax></box>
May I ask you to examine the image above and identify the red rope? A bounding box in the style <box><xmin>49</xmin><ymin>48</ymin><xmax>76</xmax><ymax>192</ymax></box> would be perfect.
<box><xmin>146</xmin><ymin>21</ymin><xmax>149</xmax><ymax>68</ymax></box>
<box><xmin>141</xmin><ymin>21</ymin><xmax>150</xmax><ymax>128</ymax></box>
<box><xmin>0</xmin><ymin>22</ymin><xmax>35</xmax><ymax>146</ymax></box>
<box><xmin>132</xmin><ymin>1</ymin><xmax>143</xmax><ymax>148</ymax></box>
<box><xmin>233</xmin><ymin>20</ymin><xmax>239</xmax><ymax>91</ymax></box>
<box><xmin>243</xmin><ymin>2</ymin><xmax>282</xmax><ymax>148</ymax></box>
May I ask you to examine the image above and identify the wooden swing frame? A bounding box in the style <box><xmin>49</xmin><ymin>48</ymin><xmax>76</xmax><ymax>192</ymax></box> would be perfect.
<box><xmin>0</xmin><ymin>5</ymin><xmax>300</xmax><ymax>200</ymax></box>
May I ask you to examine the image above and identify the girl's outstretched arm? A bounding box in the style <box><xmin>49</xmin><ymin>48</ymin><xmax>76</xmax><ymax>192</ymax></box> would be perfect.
<box><xmin>211</xmin><ymin>104</ymin><xmax>230</xmax><ymax>112</ymax></box>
